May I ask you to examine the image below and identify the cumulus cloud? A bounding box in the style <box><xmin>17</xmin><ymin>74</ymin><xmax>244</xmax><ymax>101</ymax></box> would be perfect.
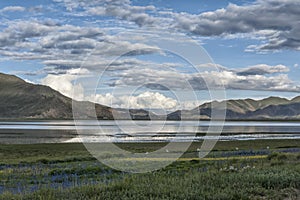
<box><xmin>236</xmin><ymin>64</ymin><xmax>289</xmax><ymax>76</ymax></box>
<box><xmin>201</xmin><ymin>71</ymin><xmax>298</xmax><ymax>92</ymax></box>
<box><xmin>87</xmin><ymin>92</ymin><xmax>178</xmax><ymax>110</ymax></box>
<box><xmin>39</xmin><ymin>62</ymin><xmax>299</xmax><ymax>110</ymax></box>
<box><xmin>52</xmin><ymin>0</ymin><xmax>300</xmax><ymax>52</ymax></box>
<box><xmin>54</xmin><ymin>0</ymin><xmax>130</xmax><ymax>12</ymax></box>
<box><xmin>111</xmin><ymin>68</ymin><xmax>192</xmax><ymax>90</ymax></box>
<box><xmin>41</xmin><ymin>68</ymin><xmax>89</xmax><ymax>100</ymax></box>
<box><xmin>54</xmin><ymin>0</ymin><xmax>157</xmax><ymax>27</ymax></box>
<box><xmin>172</xmin><ymin>0</ymin><xmax>300</xmax><ymax>51</ymax></box>
<box><xmin>87</xmin><ymin>5</ymin><xmax>156</xmax><ymax>27</ymax></box>
<box><xmin>1</xmin><ymin>0</ymin><xmax>299</xmax><ymax>68</ymax></box>
<box><xmin>40</xmin><ymin>55</ymin><xmax>177</xmax><ymax>77</ymax></box>
<box><xmin>0</xmin><ymin>19</ymin><xmax>161</xmax><ymax>76</ymax></box>
<box><xmin>40</xmin><ymin>63</ymin><xmax>298</xmax><ymax>111</ymax></box>
<box><xmin>0</xmin><ymin>20</ymin><xmax>106</xmax><ymax>54</ymax></box>
<box><xmin>0</xmin><ymin>21</ymin><xmax>57</xmax><ymax>48</ymax></box>
<box><xmin>111</xmin><ymin>63</ymin><xmax>299</xmax><ymax>92</ymax></box>
<box><xmin>41</xmin><ymin>68</ymin><xmax>180</xmax><ymax>109</ymax></box>
<box><xmin>0</xmin><ymin>19</ymin><xmax>160</xmax><ymax>53</ymax></box>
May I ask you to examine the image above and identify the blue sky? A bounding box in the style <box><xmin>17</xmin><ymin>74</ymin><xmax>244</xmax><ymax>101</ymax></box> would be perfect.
<box><xmin>0</xmin><ymin>0</ymin><xmax>300</xmax><ymax>110</ymax></box>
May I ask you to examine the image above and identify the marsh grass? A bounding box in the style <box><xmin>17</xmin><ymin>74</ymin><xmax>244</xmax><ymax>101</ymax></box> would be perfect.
<box><xmin>0</xmin><ymin>140</ymin><xmax>299</xmax><ymax>199</ymax></box>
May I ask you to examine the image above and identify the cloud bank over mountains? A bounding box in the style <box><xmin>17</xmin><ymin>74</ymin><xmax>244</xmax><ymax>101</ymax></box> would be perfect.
<box><xmin>41</xmin><ymin>63</ymin><xmax>298</xmax><ymax>110</ymax></box>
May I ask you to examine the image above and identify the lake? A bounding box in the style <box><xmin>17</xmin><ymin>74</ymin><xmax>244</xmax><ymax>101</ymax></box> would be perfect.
<box><xmin>0</xmin><ymin>120</ymin><xmax>300</xmax><ymax>144</ymax></box>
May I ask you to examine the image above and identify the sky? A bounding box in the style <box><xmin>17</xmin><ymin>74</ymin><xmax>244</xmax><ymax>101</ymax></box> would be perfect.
<box><xmin>0</xmin><ymin>0</ymin><xmax>300</xmax><ymax>111</ymax></box>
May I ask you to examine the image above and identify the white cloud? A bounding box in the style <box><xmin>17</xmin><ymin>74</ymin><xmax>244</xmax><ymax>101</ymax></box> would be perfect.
<box><xmin>0</xmin><ymin>0</ymin><xmax>299</xmax><ymax>102</ymax></box>
<box><xmin>52</xmin><ymin>0</ymin><xmax>300</xmax><ymax>52</ymax></box>
<box><xmin>39</xmin><ymin>63</ymin><xmax>299</xmax><ymax>110</ymax></box>
<box><xmin>41</xmin><ymin>68</ymin><xmax>89</xmax><ymax>100</ymax></box>
<box><xmin>54</xmin><ymin>0</ymin><xmax>157</xmax><ymax>27</ymax></box>
<box><xmin>87</xmin><ymin>91</ymin><xmax>178</xmax><ymax>110</ymax></box>
<box><xmin>39</xmin><ymin>73</ymin><xmax>211</xmax><ymax>110</ymax></box>
<box><xmin>236</xmin><ymin>64</ymin><xmax>289</xmax><ymax>76</ymax></box>
<box><xmin>0</xmin><ymin>6</ymin><xmax>25</xmax><ymax>13</ymax></box>
<box><xmin>87</xmin><ymin>5</ymin><xmax>156</xmax><ymax>27</ymax></box>
<box><xmin>0</xmin><ymin>19</ymin><xmax>161</xmax><ymax>76</ymax></box>
<box><xmin>110</xmin><ymin>63</ymin><xmax>299</xmax><ymax>92</ymax></box>
<box><xmin>172</xmin><ymin>0</ymin><xmax>300</xmax><ymax>51</ymax></box>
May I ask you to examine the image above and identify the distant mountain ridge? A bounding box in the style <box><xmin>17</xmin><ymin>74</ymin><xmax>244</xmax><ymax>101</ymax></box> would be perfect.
<box><xmin>1</xmin><ymin>72</ymin><xmax>300</xmax><ymax>120</ymax></box>
<box><xmin>167</xmin><ymin>96</ymin><xmax>300</xmax><ymax>120</ymax></box>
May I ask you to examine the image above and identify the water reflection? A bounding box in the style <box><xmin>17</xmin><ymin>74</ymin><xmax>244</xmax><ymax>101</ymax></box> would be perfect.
<box><xmin>0</xmin><ymin>120</ymin><xmax>300</xmax><ymax>143</ymax></box>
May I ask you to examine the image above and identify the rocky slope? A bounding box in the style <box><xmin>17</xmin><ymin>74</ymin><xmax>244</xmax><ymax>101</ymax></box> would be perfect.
<box><xmin>0</xmin><ymin>73</ymin><xmax>113</xmax><ymax>119</ymax></box>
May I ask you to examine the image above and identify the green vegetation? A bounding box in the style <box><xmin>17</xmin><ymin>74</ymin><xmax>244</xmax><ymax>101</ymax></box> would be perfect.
<box><xmin>0</xmin><ymin>140</ymin><xmax>299</xmax><ymax>199</ymax></box>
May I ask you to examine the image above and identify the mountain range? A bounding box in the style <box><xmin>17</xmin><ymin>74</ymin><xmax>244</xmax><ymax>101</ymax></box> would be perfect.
<box><xmin>1</xmin><ymin>72</ymin><xmax>300</xmax><ymax>120</ymax></box>
<box><xmin>167</xmin><ymin>96</ymin><xmax>300</xmax><ymax>120</ymax></box>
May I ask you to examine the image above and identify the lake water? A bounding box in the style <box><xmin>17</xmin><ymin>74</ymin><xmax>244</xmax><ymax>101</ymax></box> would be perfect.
<box><xmin>0</xmin><ymin>120</ymin><xmax>300</xmax><ymax>143</ymax></box>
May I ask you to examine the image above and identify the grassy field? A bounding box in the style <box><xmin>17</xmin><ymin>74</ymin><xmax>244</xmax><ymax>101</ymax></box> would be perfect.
<box><xmin>0</xmin><ymin>140</ymin><xmax>299</xmax><ymax>199</ymax></box>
